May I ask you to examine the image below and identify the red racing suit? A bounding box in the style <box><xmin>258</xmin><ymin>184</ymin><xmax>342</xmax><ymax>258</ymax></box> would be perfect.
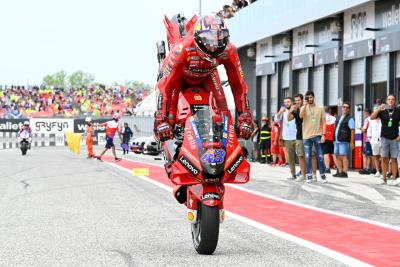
<box><xmin>155</xmin><ymin>35</ymin><xmax>253</xmax><ymax>139</ymax></box>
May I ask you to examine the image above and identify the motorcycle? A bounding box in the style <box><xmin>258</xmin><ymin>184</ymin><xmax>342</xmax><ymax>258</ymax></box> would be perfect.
<box><xmin>161</xmin><ymin>87</ymin><xmax>250</xmax><ymax>255</ymax></box>
<box><xmin>19</xmin><ymin>138</ymin><xmax>30</xmax><ymax>156</ymax></box>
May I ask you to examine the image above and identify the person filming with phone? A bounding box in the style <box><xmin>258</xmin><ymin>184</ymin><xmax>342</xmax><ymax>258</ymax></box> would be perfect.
<box><xmin>370</xmin><ymin>95</ymin><xmax>400</xmax><ymax>185</ymax></box>
<box><xmin>299</xmin><ymin>91</ymin><xmax>327</xmax><ymax>184</ymax></box>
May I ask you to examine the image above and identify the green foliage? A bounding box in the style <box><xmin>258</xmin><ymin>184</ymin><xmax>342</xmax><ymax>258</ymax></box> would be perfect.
<box><xmin>67</xmin><ymin>70</ymin><xmax>95</xmax><ymax>87</ymax></box>
<box><xmin>41</xmin><ymin>71</ymin><xmax>153</xmax><ymax>92</ymax></box>
<box><xmin>42</xmin><ymin>70</ymin><xmax>67</xmax><ymax>88</ymax></box>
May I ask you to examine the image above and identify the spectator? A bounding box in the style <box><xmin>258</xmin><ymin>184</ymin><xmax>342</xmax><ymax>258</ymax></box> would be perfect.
<box><xmin>270</xmin><ymin>119</ymin><xmax>283</xmax><ymax>166</ymax></box>
<box><xmin>250</xmin><ymin>120</ymin><xmax>260</xmax><ymax>162</ymax></box>
<box><xmin>218</xmin><ymin>5</ymin><xmax>234</xmax><ymax>19</ymax></box>
<box><xmin>299</xmin><ymin>91</ymin><xmax>327</xmax><ymax>183</ymax></box>
<box><xmin>288</xmin><ymin>93</ymin><xmax>306</xmax><ymax>181</ymax></box>
<box><xmin>275</xmin><ymin>97</ymin><xmax>297</xmax><ymax>180</ymax></box>
<box><xmin>122</xmin><ymin>122</ymin><xmax>133</xmax><ymax>155</ymax></box>
<box><xmin>367</xmin><ymin>106</ymin><xmax>382</xmax><ymax>177</ymax></box>
<box><xmin>241</xmin><ymin>0</ymin><xmax>249</xmax><ymax>8</ymax></box>
<box><xmin>0</xmin><ymin>84</ymin><xmax>145</xmax><ymax>118</ymax></box>
<box><xmin>322</xmin><ymin>107</ymin><xmax>336</xmax><ymax>174</ymax></box>
<box><xmin>333</xmin><ymin>102</ymin><xmax>355</xmax><ymax>178</ymax></box>
<box><xmin>259</xmin><ymin>116</ymin><xmax>271</xmax><ymax>163</ymax></box>
<box><xmin>360</xmin><ymin>108</ymin><xmax>373</xmax><ymax>174</ymax></box>
<box><xmin>232</xmin><ymin>0</ymin><xmax>241</xmax><ymax>11</ymax></box>
<box><xmin>370</xmin><ymin>95</ymin><xmax>400</xmax><ymax>185</ymax></box>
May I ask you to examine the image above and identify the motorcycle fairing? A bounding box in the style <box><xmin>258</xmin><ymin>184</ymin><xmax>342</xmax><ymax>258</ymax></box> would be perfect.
<box><xmin>187</xmin><ymin>183</ymin><xmax>225</xmax><ymax>209</ymax></box>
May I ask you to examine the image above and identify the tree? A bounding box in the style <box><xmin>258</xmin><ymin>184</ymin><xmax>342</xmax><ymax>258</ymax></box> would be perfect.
<box><xmin>42</xmin><ymin>70</ymin><xmax>67</xmax><ymax>88</ymax></box>
<box><xmin>67</xmin><ymin>70</ymin><xmax>95</xmax><ymax>87</ymax></box>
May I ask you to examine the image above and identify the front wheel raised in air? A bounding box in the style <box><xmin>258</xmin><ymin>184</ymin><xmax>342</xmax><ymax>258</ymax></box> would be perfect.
<box><xmin>191</xmin><ymin>203</ymin><xmax>220</xmax><ymax>255</ymax></box>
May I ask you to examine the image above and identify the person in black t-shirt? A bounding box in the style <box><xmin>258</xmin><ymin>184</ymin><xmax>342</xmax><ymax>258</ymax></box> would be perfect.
<box><xmin>288</xmin><ymin>94</ymin><xmax>306</xmax><ymax>181</ymax></box>
<box><xmin>370</xmin><ymin>95</ymin><xmax>400</xmax><ymax>185</ymax></box>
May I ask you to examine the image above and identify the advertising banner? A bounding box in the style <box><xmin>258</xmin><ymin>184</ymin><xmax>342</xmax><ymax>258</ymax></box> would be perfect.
<box><xmin>73</xmin><ymin>118</ymin><xmax>108</xmax><ymax>133</ymax></box>
<box><xmin>0</xmin><ymin>119</ymin><xmax>26</xmax><ymax>132</ymax></box>
<box><xmin>30</xmin><ymin>118</ymin><xmax>74</xmax><ymax>134</ymax></box>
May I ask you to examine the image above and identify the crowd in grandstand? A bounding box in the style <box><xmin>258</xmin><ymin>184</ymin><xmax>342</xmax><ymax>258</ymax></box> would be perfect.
<box><xmin>217</xmin><ymin>0</ymin><xmax>256</xmax><ymax>19</ymax></box>
<box><xmin>0</xmin><ymin>85</ymin><xmax>148</xmax><ymax>119</ymax></box>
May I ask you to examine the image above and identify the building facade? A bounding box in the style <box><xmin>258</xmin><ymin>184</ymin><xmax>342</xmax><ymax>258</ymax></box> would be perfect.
<box><xmin>228</xmin><ymin>0</ymin><xmax>400</xmax><ymax>123</ymax></box>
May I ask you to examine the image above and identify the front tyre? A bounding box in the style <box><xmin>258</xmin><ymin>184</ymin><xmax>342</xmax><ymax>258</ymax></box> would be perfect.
<box><xmin>21</xmin><ymin>142</ymin><xmax>28</xmax><ymax>155</ymax></box>
<box><xmin>191</xmin><ymin>203</ymin><xmax>220</xmax><ymax>255</ymax></box>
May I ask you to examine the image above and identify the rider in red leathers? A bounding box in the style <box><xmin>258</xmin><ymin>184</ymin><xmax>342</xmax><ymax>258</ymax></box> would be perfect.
<box><xmin>154</xmin><ymin>14</ymin><xmax>254</xmax><ymax>142</ymax></box>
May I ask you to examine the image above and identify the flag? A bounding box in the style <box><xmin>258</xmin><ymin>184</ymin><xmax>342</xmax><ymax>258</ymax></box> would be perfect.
<box><xmin>65</xmin><ymin>131</ymin><xmax>82</xmax><ymax>154</ymax></box>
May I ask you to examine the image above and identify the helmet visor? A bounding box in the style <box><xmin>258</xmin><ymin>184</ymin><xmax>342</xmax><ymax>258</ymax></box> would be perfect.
<box><xmin>197</xmin><ymin>29</ymin><xmax>229</xmax><ymax>53</ymax></box>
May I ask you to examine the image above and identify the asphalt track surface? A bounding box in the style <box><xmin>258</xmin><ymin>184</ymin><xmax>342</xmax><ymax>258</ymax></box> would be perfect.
<box><xmin>1</xmin><ymin>146</ymin><xmax>399</xmax><ymax>266</ymax></box>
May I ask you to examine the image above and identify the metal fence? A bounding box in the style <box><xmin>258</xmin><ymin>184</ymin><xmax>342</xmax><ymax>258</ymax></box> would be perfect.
<box><xmin>120</xmin><ymin>115</ymin><xmax>154</xmax><ymax>138</ymax></box>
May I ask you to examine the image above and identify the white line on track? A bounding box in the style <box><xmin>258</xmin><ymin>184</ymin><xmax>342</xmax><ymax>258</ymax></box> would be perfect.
<box><xmin>105</xmin><ymin>161</ymin><xmax>372</xmax><ymax>267</ymax></box>
<box><xmin>120</xmin><ymin>156</ymin><xmax>400</xmax><ymax>232</ymax></box>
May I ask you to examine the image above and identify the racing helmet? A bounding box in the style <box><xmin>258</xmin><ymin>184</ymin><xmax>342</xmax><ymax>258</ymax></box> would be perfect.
<box><xmin>194</xmin><ymin>15</ymin><xmax>229</xmax><ymax>59</ymax></box>
<box><xmin>23</xmin><ymin>121</ymin><xmax>30</xmax><ymax>126</ymax></box>
<box><xmin>85</xmin><ymin>117</ymin><xmax>92</xmax><ymax>123</ymax></box>
<box><xmin>112</xmin><ymin>113</ymin><xmax>120</xmax><ymax>120</ymax></box>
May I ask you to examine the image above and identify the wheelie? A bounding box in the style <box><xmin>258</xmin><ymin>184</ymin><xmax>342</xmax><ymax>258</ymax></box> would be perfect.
<box><xmin>154</xmin><ymin>14</ymin><xmax>253</xmax><ymax>254</ymax></box>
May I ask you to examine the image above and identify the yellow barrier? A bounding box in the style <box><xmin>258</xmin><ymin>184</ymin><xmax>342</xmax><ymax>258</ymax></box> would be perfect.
<box><xmin>65</xmin><ymin>131</ymin><xmax>82</xmax><ymax>154</ymax></box>
<box><xmin>132</xmin><ymin>168</ymin><xmax>150</xmax><ymax>176</ymax></box>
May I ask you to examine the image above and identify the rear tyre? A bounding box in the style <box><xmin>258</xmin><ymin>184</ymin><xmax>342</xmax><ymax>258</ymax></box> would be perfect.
<box><xmin>191</xmin><ymin>203</ymin><xmax>220</xmax><ymax>255</ymax></box>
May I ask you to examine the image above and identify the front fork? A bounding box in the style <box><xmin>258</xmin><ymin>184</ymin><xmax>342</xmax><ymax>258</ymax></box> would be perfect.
<box><xmin>186</xmin><ymin>183</ymin><xmax>225</xmax><ymax>224</ymax></box>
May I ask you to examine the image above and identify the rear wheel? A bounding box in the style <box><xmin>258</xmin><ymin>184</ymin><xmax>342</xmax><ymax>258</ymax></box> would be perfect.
<box><xmin>191</xmin><ymin>203</ymin><xmax>219</xmax><ymax>255</ymax></box>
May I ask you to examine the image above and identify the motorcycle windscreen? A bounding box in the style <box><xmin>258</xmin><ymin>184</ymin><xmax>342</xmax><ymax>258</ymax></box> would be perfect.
<box><xmin>191</xmin><ymin>105</ymin><xmax>225</xmax><ymax>180</ymax></box>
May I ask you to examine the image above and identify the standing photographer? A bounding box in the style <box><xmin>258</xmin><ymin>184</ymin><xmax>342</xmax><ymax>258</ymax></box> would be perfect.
<box><xmin>299</xmin><ymin>91</ymin><xmax>327</xmax><ymax>183</ymax></box>
<box><xmin>370</xmin><ymin>95</ymin><xmax>400</xmax><ymax>185</ymax></box>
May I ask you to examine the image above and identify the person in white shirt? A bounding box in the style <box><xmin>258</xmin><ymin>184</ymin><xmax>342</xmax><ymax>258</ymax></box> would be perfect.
<box><xmin>274</xmin><ymin>97</ymin><xmax>298</xmax><ymax>180</ymax></box>
<box><xmin>367</xmin><ymin>107</ymin><xmax>382</xmax><ymax>177</ymax></box>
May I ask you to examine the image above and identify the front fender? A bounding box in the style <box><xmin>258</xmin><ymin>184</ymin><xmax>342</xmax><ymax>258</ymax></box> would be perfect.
<box><xmin>188</xmin><ymin>183</ymin><xmax>225</xmax><ymax>207</ymax></box>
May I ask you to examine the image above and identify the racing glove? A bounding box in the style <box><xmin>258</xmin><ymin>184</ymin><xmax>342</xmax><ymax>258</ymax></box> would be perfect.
<box><xmin>238</xmin><ymin>112</ymin><xmax>254</xmax><ymax>140</ymax></box>
<box><xmin>154</xmin><ymin>111</ymin><xmax>173</xmax><ymax>142</ymax></box>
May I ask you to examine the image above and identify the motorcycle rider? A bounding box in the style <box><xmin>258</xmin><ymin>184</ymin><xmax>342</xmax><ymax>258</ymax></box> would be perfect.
<box><xmin>18</xmin><ymin>121</ymin><xmax>32</xmax><ymax>149</ymax></box>
<box><xmin>154</xmin><ymin>14</ymin><xmax>254</xmax><ymax>142</ymax></box>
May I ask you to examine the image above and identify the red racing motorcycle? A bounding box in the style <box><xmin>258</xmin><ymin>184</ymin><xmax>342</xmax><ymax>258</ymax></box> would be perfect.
<box><xmin>161</xmin><ymin>87</ymin><xmax>250</xmax><ymax>254</ymax></box>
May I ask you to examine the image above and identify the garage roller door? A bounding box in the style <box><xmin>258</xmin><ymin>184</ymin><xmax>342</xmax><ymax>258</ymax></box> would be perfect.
<box><xmin>372</xmin><ymin>54</ymin><xmax>388</xmax><ymax>84</ymax></box>
<box><xmin>313</xmin><ymin>66</ymin><xmax>324</xmax><ymax>106</ymax></box>
<box><xmin>298</xmin><ymin>69</ymin><xmax>308</xmax><ymax>95</ymax></box>
<box><xmin>270</xmin><ymin>74</ymin><xmax>278</xmax><ymax>115</ymax></box>
<box><xmin>261</xmin><ymin>76</ymin><xmax>267</xmax><ymax>116</ymax></box>
<box><xmin>351</xmin><ymin>59</ymin><xmax>364</xmax><ymax>86</ymax></box>
<box><xmin>282</xmin><ymin>62</ymin><xmax>290</xmax><ymax>89</ymax></box>
<box><xmin>328</xmin><ymin>64</ymin><xmax>338</xmax><ymax>106</ymax></box>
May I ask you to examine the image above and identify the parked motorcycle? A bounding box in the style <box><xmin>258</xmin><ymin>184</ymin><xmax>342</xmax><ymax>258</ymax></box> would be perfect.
<box><xmin>161</xmin><ymin>87</ymin><xmax>250</xmax><ymax>254</ymax></box>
